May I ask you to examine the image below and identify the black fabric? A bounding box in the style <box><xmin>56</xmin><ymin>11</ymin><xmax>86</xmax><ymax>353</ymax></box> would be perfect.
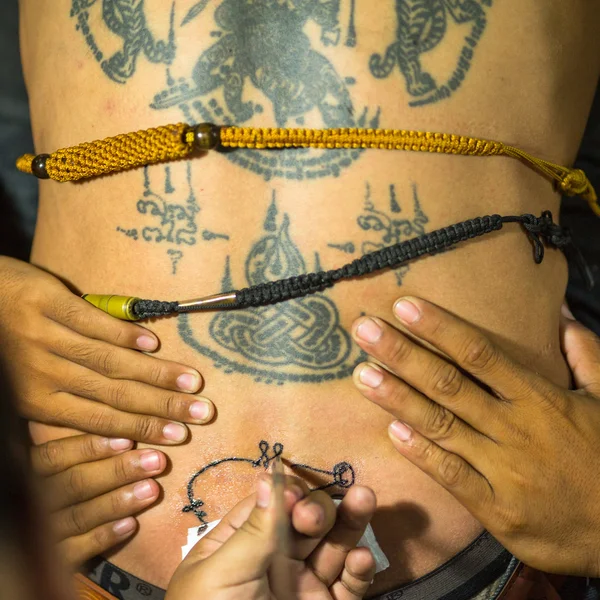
<box><xmin>87</xmin><ymin>531</ymin><xmax>514</xmax><ymax>600</ymax></box>
<box><xmin>563</xmin><ymin>84</ymin><xmax>600</xmax><ymax>336</ymax></box>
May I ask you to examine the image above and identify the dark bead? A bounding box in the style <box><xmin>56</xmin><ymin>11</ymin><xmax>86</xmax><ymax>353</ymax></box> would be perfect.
<box><xmin>31</xmin><ymin>154</ymin><xmax>50</xmax><ymax>179</ymax></box>
<box><xmin>193</xmin><ymin>123</ymin><xmax>220</xmax><ymax>151</ymax></box>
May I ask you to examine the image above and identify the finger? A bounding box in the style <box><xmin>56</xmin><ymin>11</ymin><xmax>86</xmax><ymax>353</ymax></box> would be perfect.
<box><xmin>353</xmin><ymin>360</ymin><xmax>496</xmax><ymax>460</ymax></box>
<box><xmin>55</xmin><ymin>358</ymin><xmax>213</xmax><ymax>424</ymax></box>
<box><xmin>387</xmin><ymin>420</ymin><xmax>495</xmax><ymax>518</ymax></box>
<box><xmin>58</xmin><ymin>517</ymin><xmax>138</xmax><ymax>568</ymax></box>
<box><xmin>35</xmin><ymin>392</ymin><xmax>189</xmax><ymax>445</ymax></box>
<box><xmin>560</xmin><ymin>311</ymin><xmax>600</xmax><ymax>395</ymax></box>
<box><xmin>31</xmin><ymin>434</ymin><xmax>133</xmax><ymax>477</ymax></box>
<box><xmin>329</xmin><ymin>547</ymin><xmax>376</xmax><ymax>600</ymax></box>
<box><xmin>50</xmin><ymin>325</ymin><xmax>203</xmax><ymax>393</ymax></box>
<box><xmin>52</xmin><ymin>479</ymin><xmax>160</xmax><ymax>540</ymax></box>
<box><xmin>307</xmin><ymin>486</ymin><xmax>376</xmax><ymax>587</ymax></box>
<box><xmin>186</xmin><ymin>477</ymin><xmax>278</xmax><ymax>584</ymax></box>
<box><xmin>289</xmin><ymin>490</ymin><xmax>338</xmax><ymax>560</ymax></box>
<box><xmin>46</xmin><ymin>293</ymin><xmax>161</xmax><ymax>352</ymax></box>
<box><xmin>45</xmin><ymin>449</ymin><xmax>167</xmax><ymax>510</ymax></box>
<box><xmin>192</xmin><ymin>476</ymin><xmax>308</xmax><ymax>561</ymax></box>
<box><xmin>352</xmin><ymin>315</ymin><xmax>506</xmax><ymax>435</ymax></box>
<box><xmin>389</xmin><ymin>297</ymin><xmax>545</xmax><ymax>401</ymax></box>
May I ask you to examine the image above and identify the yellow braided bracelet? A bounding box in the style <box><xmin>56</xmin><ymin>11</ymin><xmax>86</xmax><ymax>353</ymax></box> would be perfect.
<box><xmin>16</xmin><ymin>122</ymin><xmax>599</xmax><ymax>216</ymax></box>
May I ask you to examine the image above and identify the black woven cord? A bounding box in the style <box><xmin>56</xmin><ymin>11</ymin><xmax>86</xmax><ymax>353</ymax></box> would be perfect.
<box><xmin>133</xmin><ymin>299</ymin><xmax>179</xmax><ymax>320</ymax></box>
<box><xmin>130</xmin><ymin>212</ymin><xmax>572</xmax><ymax>319</ymax></box>
<box><xmin>234</xmin><ymin>214</ymin><xmax>505</xmax><ymax>309</ymax></box>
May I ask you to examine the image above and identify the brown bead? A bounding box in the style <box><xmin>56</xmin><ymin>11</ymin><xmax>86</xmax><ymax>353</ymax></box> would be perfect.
<box><xmin>31</xmin><ymin>154</ymin><xmax>50</xmax><ymax>179</ymax></box>
<box><xmin>193</xmin><ymin>123</ymin><xmax>220</xmax><ymax>151</ymax></box>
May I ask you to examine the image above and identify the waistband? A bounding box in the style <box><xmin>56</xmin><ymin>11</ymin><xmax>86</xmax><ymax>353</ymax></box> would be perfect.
<box><xmin>83</xmin><ymin>531</ymin><xmax>513</xmax><ymax>600</ymax></box>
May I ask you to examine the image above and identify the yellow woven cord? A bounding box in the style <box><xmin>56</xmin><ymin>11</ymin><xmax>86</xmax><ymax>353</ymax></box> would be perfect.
<box><xmin>16</xmin><ymin>124</ymin><xmax>599</xmax><ymax>215</ymax></box>
<box><xmin>25</xmin><ymin>123</ymin><xmax>191</xmax><ymax>182</ymax></box>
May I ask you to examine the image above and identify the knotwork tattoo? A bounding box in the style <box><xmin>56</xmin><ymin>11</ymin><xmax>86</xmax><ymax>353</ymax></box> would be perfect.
<box><xmin>70</xmin><ymin>0</ymin><xmax>176</xmax><ymax>84</ymax></box>
<box><xmin>116</xmin><ymin>164</ymin><xmax>229</xmax><ymax>275</ymax></box>
<box><xmin>370</xmin><ymin>0</ymin><xmax>492</xmax><ymax>106</ymax></box>
<box><xmin>329</xmin><ymin>182</ymin><xmax>429</xmax><ymax>285</ymax></box>
<box><xmin>178</xmin><ymin>194</ymin><xmax>365</xmax><ymax>384</ymax></box>
<box><xmin>183</xmin><ymin>440</ymin><xmax>356</xmax><ymax>531</ymax></box>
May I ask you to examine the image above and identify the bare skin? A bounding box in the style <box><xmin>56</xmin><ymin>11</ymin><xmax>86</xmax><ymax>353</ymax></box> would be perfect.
<box><xmin>18</xmin><ymin>0</ymin><xmax>600</xmax><ymax>595</ymax></box>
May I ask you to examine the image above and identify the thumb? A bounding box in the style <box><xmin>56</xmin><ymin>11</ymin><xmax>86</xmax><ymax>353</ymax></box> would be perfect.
<box><xmin>194</xmin><ymin>477</ymin><xmax>279</xmax><ymax>584</ymax></box>
<box><xmin>560</xmin><ymin>305</ymin><xmax>600</xmax><ymax>394</ymax></box>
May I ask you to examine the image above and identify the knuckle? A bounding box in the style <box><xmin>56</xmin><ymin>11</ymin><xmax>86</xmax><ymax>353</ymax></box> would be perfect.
<box><xmin>134</xmin><ymin>417</ymin><xmax>160</xmax><ymax>442</ymax></box>
<box><xmin>423</xmin><ymin>404</ymin><xmax>457</xmax><ymax>439</ymax></box>
<box><xmin>86</xmin><ymin>409</ymin><xmax>118</xmax><ymax>436</ymax></box>
<box><xmin>495</xmin><ymin>503</ymin><xmax>528</xmax><ymax>536</ymax></box>
<box><xmin>112</xmin><ymin>455</ymin><xmax>132</xmax><ymax>483</ymax></box>
<box><xmin>35</xmin><ymin>441</ymin><xmax>64</xmax><ymax>473</ymax></box>
<box><xmin>110</xmin><ymin>490</ymin><xmax>128</xmax><ymax>514</ymax></box>
<box><xmin>106</xmin><ymin>382</ymin><xmax>130</xmax><ymax>409</ymax></box>
<box><xmin>148</xmin><ymin>363</ymin><xmax>169</xmax><ymax>387</ymax></box>
<box><xmin>437</xmin><ymin>452</ymin><xmax>466</xmax><ymax>488</ymax></box>
<box><xmin>162</xmin><ymin>393</ymin><xmax>186</xmax><ymax>419</ymax></box>
<box><xmin>65</xmin><ymin>468</ymin><xmax>85</xmax><ymax>499</ymax></box>
<box><xmin>94</xmin><ymin>349</ymin><xmax>120</xmax><ymax>377</ymax></box>
<box><xmin>67</xmin><ymin>505</ymin><xmax>91</xmax><ymax>536</ymax></box>
<box><xmin>385</xmin><ymin>335</ymin><xmax>413</xmax><ymax>366</ymax></box>
<box><xmin>79</xmin><ymin>435</ymin><xmax>102</xmax><ymax>462</ymax></box>
<box><xmin>90</xmin><ymin>525</ymin><xmax>113</xmax><ymax>554</ymax></box>
<box><xmin>461</xmin><ymin>335</ymin><xmax>499</xmax><ymax>372</ymax></box>
<box><xmin>431</xmin><ymin>363</ymin><xmax>463</xmax><ymax>399</ymax></box>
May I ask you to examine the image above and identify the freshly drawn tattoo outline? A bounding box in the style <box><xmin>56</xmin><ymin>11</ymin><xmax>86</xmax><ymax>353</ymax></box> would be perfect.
<box><xmin>150</xmin><ymin>0</ymin><xmax>381</xmax><ymax>181</ymax></box>
<box><xmin>116</xmin><ymin>164</ymin><xmax>229</xmax><ymax>275</ymax></box>
<box><xmin>183</xmin><ymin>440</ymin><xmax>356</xmax><ymax>531</ymax></box>
<box><xmin>178</xmin><ymin>193</ymin><xmax>365</xmax><ymax>384</ymax></box>
<box><xmin>329</xmin><ymin>182</ymin><xmax>429</xmax><ymax>285</ymax></box>
<box><xmin>70</xmin><ymin>0</ymin><xmax>176</xmax><ymax>84</ymax></box>
<box><xmin>369</xmin><ymin>0</ymin><xmax>492</xmax><ymax>106</ymax></box>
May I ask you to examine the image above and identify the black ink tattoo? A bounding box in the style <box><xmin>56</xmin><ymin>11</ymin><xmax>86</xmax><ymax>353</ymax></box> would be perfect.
<box><xmin>70</xmin><ymin>0</ymin><xmax>176</xmax><ymax>83</ymax></box>
<box><xmin>178</xmin><ymin>194</ymin><xmax>365</xmax><ymax>384</ymax></box>
<box><xmin>329</xmin><ymin>182</ymin><xmax>429</xmax><ymax>285</ymax></box>
<box><xmin>183</xmin><ymin>440</ymin><xmax>355</xmax><ymax>531</ymax></box>
<box><xmin>150</xmin><ymin>0</ymin><xmax>380</xmax><ymax>180</ymax></box>
<box><xmin>370</xmin><ymin>0</ymin><xmax>492</xmax><ymax>106</ymax></box>
<box><xmin>117</xmin><ymin>164</ymin><xmax>228</xmax><ymax>275</ymax></box>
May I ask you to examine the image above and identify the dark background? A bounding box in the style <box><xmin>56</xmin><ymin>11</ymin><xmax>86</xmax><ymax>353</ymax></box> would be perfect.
<box><xmin>1</xmin><ymin>2</ymin><xmax>599</xmax><ymax>334</ymax></box>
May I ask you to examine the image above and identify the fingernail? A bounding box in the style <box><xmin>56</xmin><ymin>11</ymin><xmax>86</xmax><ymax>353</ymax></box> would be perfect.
<box><xmin>137</xmin><ymin>335</ymin><xmax>158</xmax><ymax>351</ymax></box>
<box><xmin>133</xmin><ymin>481</ymin><xmax>155</xmax><ymax>500</ymax></box>
<box><xmin>358</xmin><ymin>364</ymin><xmax>384</xmax><ymax>388</ymax></box>
<box><xmin>109</xmin><ymin>438</ymin><xmax>133</xmax><ymax>452</ymax></box>
<box><xmin>561</xmin><ymin>303</ymin><xmax>575</xmax><ymax>320</ymax></box>
<box><xmin>139</xmin><ymin>451</ymin><xmax>161</xmax><ymax>472</ymax></box>
<box><xmin>394</xmin><ymin>299</ymin><xmax>421</xmax><ymax>325</ymax></box>
<box><xmin>189</xmin><ymin>401</ymin><xmax>211</xmax><ymax>421</ymax></box>
<box><xmin>355</xmin><ymin>318</ymin><xmax>383</xmax><ymax>343</ymax></box>
<box><xmin>390</xmin><ymin>420</ymin><xmax>413</xmax><ymax>442</ymax></box>
<box><xmin>257</xmin><ymin>477</ymin><xmax>272</xmax><ymax>508</ymax></box>
<box><xmin>163</xmin><ymin>423</ymin><xmax>187</xmax><ymax>442</ymax></box>
<box><xmin>177</xmin><ymin>372</ymin><xmax>200</xmax><ymax>392</ymax></box>
<box><xmin>113</xmin><ymin>517</ymin><xmax>136</xmax><ymax>536</ymax></box>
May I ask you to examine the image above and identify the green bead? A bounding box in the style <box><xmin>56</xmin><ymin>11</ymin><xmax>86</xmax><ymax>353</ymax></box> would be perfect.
<box><xmin>193</xmin><ymin>123</ymin><xmax>220</xmax><ymax>151</ymax></box>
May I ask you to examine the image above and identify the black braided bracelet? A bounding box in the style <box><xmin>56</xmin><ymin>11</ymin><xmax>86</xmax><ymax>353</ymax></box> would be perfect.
<box><xmin>131</xmin><ymin>210</ymin><xmax>581</xmax><ymax>321</ymax></box>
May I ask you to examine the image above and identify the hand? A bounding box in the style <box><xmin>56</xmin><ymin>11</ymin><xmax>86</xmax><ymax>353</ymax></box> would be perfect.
<box><xmin>32</xmin><ymin>434</ymin><xmax>167</xmax><ymax>567</ymax></box>
<box><xmin>351</xmin><ymin>297</ymin><xmax>600</xmax><ymax>577</ymax></box>
<box><xmin>0</xmin><ymin>257</ymin><xmax>214</xmax><ymax>444</ymax></box>
<box><xmin>167</xmin><ymin>478</ymin><xmax>377</xmax><ymax>600</ymax></box>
